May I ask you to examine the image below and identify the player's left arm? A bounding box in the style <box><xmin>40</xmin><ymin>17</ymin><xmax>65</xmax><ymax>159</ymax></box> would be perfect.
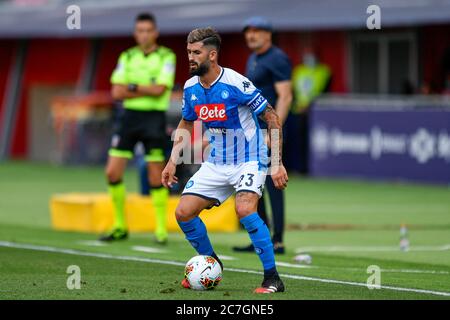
<box><xmin>238</xmin><ymin>74</ymin><xmax>288</xmax><ymax>189</ymax></box>
<box><xmin>259</xmin><ymin>104</ymin><xmax>289</xmax><ymax>190</ymax></box>
<box><xmin>274</xmin><ymin>80</ymin><xmax>293</xmax><ymax>125</ymax></box>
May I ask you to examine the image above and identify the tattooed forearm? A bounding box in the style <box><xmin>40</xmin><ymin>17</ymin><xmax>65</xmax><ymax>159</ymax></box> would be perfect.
<box><xmin>259</xmin><ymin>104</ymin><xmax>283</xmax><ymax>164</ymax></box>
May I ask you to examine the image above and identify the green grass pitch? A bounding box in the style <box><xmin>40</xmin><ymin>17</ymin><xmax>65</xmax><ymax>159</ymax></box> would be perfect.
<box><xmin>0</xmin><ymin>161</ymin><xmax>449</xmax><ymax>299</ymax></box>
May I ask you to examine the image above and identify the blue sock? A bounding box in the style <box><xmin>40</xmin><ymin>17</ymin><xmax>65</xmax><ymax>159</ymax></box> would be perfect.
<box><xmin>240</xmin><ymin>212</ymin><xmax>277</xmax><ymax>277</ymax></box>
<box><xmin>178</xmin><ymin>217</ymin><xmax>214</xmax><ymax>256</ymax></box>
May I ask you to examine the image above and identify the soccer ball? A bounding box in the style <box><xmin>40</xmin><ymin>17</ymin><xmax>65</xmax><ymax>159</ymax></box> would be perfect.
<box><xmin>184</xmin><ymin>255</ymin><xmax>222</xmax><ymax>290</ymax></box>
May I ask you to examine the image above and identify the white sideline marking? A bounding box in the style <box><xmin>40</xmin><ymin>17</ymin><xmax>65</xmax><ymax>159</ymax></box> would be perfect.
<box><xmin>276</xmin><ymin>262</ymin><xmax>315</xmax><ymax>269</ymax></box>
<box><xmin>132</xmin><ymin>246</ymin><xmax>168</xmax><ymax>254</ymax></box>
<box><xmin>218</xmin><ymin>255</ymin><xmax>237</xmax><ymax>261</ymax></box>
<box><xmin>278</xmin><ymin>261</ymin><xmax>448</xmax><ymax>275</ymax></box>
<box><xmin>0</xmin><ymin>241</ymin><xmax>184</xmax><ymax>267</ymax></box>
<box><xmin>296</xmin><ymin>244</ymin><xmax>450</xmax><ymax>253</ymax></box>
<box><xmin>77</xmin><ymin>240</ymin><xmax>108</xmax><ymax>247</ymax></box>
<box><xmin>379</xmin><ymin>269</ymin><xmax>449</xmax><ymax>275</ymax></box>
<box><xmin>226</xmin><ymin>267</ymin><xmax>450</xmax><ymax>297</ymax></box>
<box><xmin>1</xmin><ymin>241</ymin><xmax>450</xmax><ymax>297</ymax></box>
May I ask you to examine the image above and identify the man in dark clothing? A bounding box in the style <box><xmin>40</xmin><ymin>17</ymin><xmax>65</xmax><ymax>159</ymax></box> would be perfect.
<box><xmin>233</xmin><ymin>16</ymin><xmax>292</xmax><ymax>254</ymax></box>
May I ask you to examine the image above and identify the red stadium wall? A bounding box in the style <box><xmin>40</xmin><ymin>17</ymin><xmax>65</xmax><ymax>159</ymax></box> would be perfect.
<box><xmin>11</xmin><ymin>38</ymin><xmax>89</xmax><ymax>157</ymax></box>
<box><xmin>420</xmin><ymin>24</ymin><xmax>450</xmax><ymax>93</ymax></box>
<box><xmin>1</xmin><ymin>30</ymin><xmax>355</xmax><ymax>158</ymax></box>
<box><xmin>277</xmin><ymin>30</ymin><xmax>348</xmax><ymax>93</ymax></box>
<box><xmin>0</xmin><ymin>40</ymin><xmax>16</xmax><ymax>121</ymax></box>
<box><xmin>7</xmin><ymin>25</ymin><xmax>448</xmax><ymax>159</ymax></box>
<box><xmin>94</xmin><ymin>37</ymin><xmax>134</xmax><ymax>91</ymax></box>
<box><xmin>312</xmin><ymin>31</ymin><xmax>348</xmax><ymax>93</ymax></box>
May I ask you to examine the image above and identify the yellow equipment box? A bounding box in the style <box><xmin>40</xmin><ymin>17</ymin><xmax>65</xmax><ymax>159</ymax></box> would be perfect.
<box><xmin>50</xmin><ymin>193</ymin><xmax>238</xmax><ymax>233</ymax></box>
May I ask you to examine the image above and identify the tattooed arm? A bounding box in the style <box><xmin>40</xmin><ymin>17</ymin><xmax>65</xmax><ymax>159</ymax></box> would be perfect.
<box><xmin>259</xmin><ymin>104</ymin><xmax>289</xmax><ymax>190</ymax></box>
<box><xmin>260</xmin><ymin>104</ymin><xmax>283</xmax><ymax>164</ymax></box>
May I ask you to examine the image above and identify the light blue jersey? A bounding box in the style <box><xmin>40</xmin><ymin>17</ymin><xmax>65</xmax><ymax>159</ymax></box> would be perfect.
<box><xmin>182</xmin><ymin>67</ymin><xmax>269</xmax><ymax>167</ymax></box>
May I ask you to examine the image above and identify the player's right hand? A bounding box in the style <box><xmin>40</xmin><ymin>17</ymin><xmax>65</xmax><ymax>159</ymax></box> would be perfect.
<box><xmin>161</xmin><ymin>160</ymin><xmax>178</xmax><ymax>188</ymax></box>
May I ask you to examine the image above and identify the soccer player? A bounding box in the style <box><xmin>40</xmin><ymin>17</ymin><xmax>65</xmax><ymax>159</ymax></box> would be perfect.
<box><xmin>100</xmin><ymin>13</ymin><xmax>176</xmax><ymax>244</ymax></box>
<box><xmin>161</xmin><ymin>27</ymin><xmax>288</xmax><ymax>293</ymax></box>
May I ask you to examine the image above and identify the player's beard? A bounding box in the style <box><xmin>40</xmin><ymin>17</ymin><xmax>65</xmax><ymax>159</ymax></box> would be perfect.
<box><xmin>189</xmin><ymin>60</ymin><xmax>210</xmax><ymax>76</ymax></box>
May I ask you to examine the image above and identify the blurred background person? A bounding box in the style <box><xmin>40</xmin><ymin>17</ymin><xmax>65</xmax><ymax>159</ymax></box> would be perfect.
<box><xmin>291</xmin><ymin>47</ymin><xmax>331</xmax><ymax>174</ymax></box>
<box><xmin>100</xmin><ymin>12</ymin><xmax>176</xmax><ymax>244</ymax></box>
<box><xmin>232</xmin><ymin>16</ymin><xmax>292</xmax><ymax>254</ymax></box>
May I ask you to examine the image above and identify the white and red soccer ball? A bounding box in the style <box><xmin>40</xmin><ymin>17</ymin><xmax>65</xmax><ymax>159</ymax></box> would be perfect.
<box><xmin>184</xmin><ymin>255</ymin><xmax>223</xmax><ymax>290</ymax></box>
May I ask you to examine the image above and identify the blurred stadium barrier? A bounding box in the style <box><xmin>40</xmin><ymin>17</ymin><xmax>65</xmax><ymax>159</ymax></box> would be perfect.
<box><xmin>50</xmin><ymin>193</ymin><xmax>238</xmax><ymax>233</ymax></box>
<box><xmin>309</xmin><ymin>95</ymin><xmax>450</xmax><ymax>184</ymax></box>
<box><xmin>50</xmin><ymin>92</ymin><xmax>113</xmax><ymax>165</ymax></box>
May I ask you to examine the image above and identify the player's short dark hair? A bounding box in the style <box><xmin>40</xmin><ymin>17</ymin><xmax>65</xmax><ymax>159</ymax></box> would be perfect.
<box><xmin>135</xmin><ymin>12</ymin><xmax>156</xmax><ymax>26</ymax></box>
<box><xmin>187</xmin><ymin>27</ymin><xmax>221</xmax><ymax>52</ymax></box>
